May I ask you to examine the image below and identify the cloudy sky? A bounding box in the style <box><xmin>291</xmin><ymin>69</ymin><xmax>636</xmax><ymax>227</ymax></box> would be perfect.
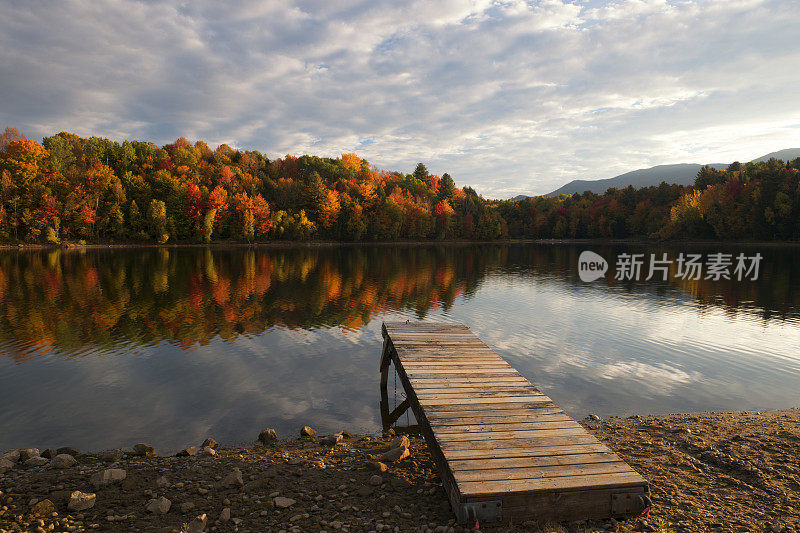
<box><xmin>1</xmin><ymin>0</ymin><xmax>799</xmax><ymax>197</ymax></box>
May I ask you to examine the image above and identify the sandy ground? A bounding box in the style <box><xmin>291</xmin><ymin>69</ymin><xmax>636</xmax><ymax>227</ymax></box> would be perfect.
<box><xmin>1</xmin><ymin>409</ymin><xmax>798</xmax><ymax>533</ymax></box>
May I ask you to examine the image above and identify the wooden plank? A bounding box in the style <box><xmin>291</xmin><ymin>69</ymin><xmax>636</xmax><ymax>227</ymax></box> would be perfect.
<box><xmin>453</xmin><ymin>461</ymin><xmax>636</xmax><ymax>483</ymax></box>
<box><xmin>435</xmin><ymin>420</ymin><xmax>583</xmax><ymax>433</ymax></box>
<box><xmin>438</xmin><ymin>434</ymin><xmax>600</xmax><ymax>450</ymax></box>
<box><xmin>402</xmin><ymin>361</ymin><xmax>510</xmax><ymax>367</ymax></box>
<box><xmin>489</xmin><ymin>485</ymin><xmax>648</xmax><ymax>522</ymax></box>
<box><xmin>405</xmin><ymin>368</ymin><xmax>520</xmax><ymax>375</ymax></box>
<box><xmin>442</xmin><ymin>443</ymin><xmax>614</xmax><ymax>460</ymax></box>
<box><xmin>426</xmin><ymin>411</ymin><xmax>568</xmax><ymax>424</ymax></box>
<box><xmin>420</xmin><ymin>398</ymin><xmax>549</xmax><ymax>408</ymax></box>
<box><xmin>435</xmin><ymin>427</ymin><xmax>590</xmax><ymax>441</ymax></box>
<box><xmin>408</xmin><ymin>377</ymin><xmax>531</xmax><ymax>385</ymax></box>
<box><xmin>424</xmin><ymin>401</ymin><xmax>557</xmax><ymax>412</ymax></box>
<box><xmin>448</xmin><ymin>452</ymin><xmax>623</xmax><ymax>471</ymax></box>
<box><xmin>458</xmin><ymin>472</ymin><xmax>646</xmax><ymax>497</ymax></box>
<box><xmin>414</xmin><ymin>383</ymin><xmax>539</xmax><ymax>396</ymax></box>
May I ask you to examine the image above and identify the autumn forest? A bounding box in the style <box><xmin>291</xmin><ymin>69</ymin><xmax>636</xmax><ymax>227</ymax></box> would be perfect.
<box><xmin>1</xmin><ymin>127</ymin><xmax>799</xmax><ymax>244</ymax></box>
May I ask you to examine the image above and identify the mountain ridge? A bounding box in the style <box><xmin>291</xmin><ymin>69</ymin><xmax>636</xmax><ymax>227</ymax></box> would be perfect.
<box><xmin>525</xmin><ymin>148</ymin><xmax>800</xmax><ymax>199</ymax></box>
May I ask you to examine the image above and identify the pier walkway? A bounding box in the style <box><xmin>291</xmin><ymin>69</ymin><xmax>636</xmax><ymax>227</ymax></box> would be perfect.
<box><xmin>379</xmin><ymin>321</ymin><xmax>649</xmax><ymax>524</ymax></box>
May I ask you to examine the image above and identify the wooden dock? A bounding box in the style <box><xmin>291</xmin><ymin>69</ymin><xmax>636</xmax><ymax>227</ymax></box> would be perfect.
<box><xmin>379</xmin><ymin>321</ymin><xmax>650</xmax><ymax>525</ymax></box>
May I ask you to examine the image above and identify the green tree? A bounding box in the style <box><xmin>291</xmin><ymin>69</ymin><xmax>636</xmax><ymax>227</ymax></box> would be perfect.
<box><xmin>148</xmin><ymin>199</ymin><xmax>168</xmax><ymax>242</ymax></box>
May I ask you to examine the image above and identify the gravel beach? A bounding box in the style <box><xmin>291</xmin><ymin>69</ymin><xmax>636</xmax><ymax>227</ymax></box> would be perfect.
<box><xmin>1</xmin><ymin>409</ymin><xmax>798</xmax><ymax>533</ymax></box>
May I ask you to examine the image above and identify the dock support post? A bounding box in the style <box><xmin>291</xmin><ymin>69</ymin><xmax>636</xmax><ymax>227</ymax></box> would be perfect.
<box><xmin>379</xmin><ymin>333</ymin><xmax>412</xmax><ymax>431</ymax></box>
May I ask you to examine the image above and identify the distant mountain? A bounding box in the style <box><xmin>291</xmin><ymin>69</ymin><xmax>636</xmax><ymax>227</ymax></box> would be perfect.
<box><xmin>545</xmin><ymin>163</ymin><xmax>727</xmax><ymax>197</ymax></box>
<box><xmin>750</xmin><ymin>148</ymin><xmax>800</xmax><ymax>163</ymax></box>
<box><xmin>540</xmin><ymin>148</ymin><xmax>800</xmax><ymax>197</ymax></box>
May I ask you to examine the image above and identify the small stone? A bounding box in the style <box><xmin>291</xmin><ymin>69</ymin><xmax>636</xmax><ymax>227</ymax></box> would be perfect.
<box><xmin>50</xmin><ymin>454</ymin><xmax>77</xmax><ymax>469</ymax></box>
<box><xmin>180</xmin><ymin>502</ymin><xmax>196</xmax><ymax>513</ymax></box>
<box><xmin>218</xmin><ymin>467</ymin><xmax>243</xmax><ymax>488</ymax></box>
<box><xmin>201</xmin><ymin>438</ymin><xmax>219</xmax><ymax>449</ymax></box>
<box><xmin>25</xmin><ymin>456</ymin><xmax>49</xmax><ymax>467</ymax></box>
<box><xmin>101</xmin><ymin>449</ymin><xmax>124</xmax><ymax>462</ymax></box>
<box><xmin>389</xmin><ymin>435</ymin><xmax>410</xmax><ymax>449</ymax></box>
<box><xmin>156</xmin><ymin>475</ymin><xmax>169</xmax><ymax>488</ymax></box>
<box><xmin>320</xmin><ymin>435</ymin><xmax>343</xmax><ymax>447</ymax></box>
<box><xmin>258</xmin><ymin>429</ymin><xmax>278</xmax><ymax>445</ymax></box>
<box><xmin>588</xmin><ymin>414</ymin><xmax>601</xmax><ymax>421</ymax></box>
<box><xmin>274</xmin><ymin>496</ymin><xmax>296</xmax><ymax>508</ymax></box>
<box><xmin>41</xmin><ymin>449</ymin><xmax>58</xmax><ymax>459</ymax></box>
<box><xmin>31</xmin><ymin>500</ymin><xmax>56</xmax><ymax>516</ymax></box>
<box><xmin>369</xmin><ymin>475</ymin><xmax>383</xmax><ymax>486</ymax></box>
<box><xmin>146</xmin><ymin>496</ymin><xmax>171</xmax><ymax>514</ymax></box>
<box><xmin>300</xmin><ymin>426</ymin><xmax>316</xmax><ymax>437</ymax></box>
<box><xmin>199</xmin><ymin>446</ymin><xmax>216</xmax><ymax>457</ymax></box>
<box><xmin>380</xmin><ymin>446</ymin><xmax>410</xmax><ymax>463</ymax></box>
<box><xmin>67</xmin><ymin>492</ymin><xmax>96</xmax><ymax>512</ymax></box>
<box><xmin>367</xmin><ymin>461</ymin><xmax>388</xmax><ymax>473</ymax></box>
<box><xmin>90</xmin><ymin>468</ymin><xmax>127</xmax><ymax>487</ymax></box>
<box><xmin>177</xmin><ymin>446</ymin><xmax>198</xmax><ymax>457</ymax></box>
<box><xmin>18</xmin><ymin>448</ymin><xmax>40</xmax><ymax>461</ymax></box>
<box><xmin>187</xmin><ymin>513</ymin><xmax>208</xmax><ymax>533</ymax></box>
<box><xmin>56</xmin><ymin>447</ymin><xmax>80</xmax><ymax>456</ymax></box>
<box><xmin>219</xmin><ymin>508</ymin><xmax>231</xmax><ymax>522</ymax></box>
<box><xmin>133</xmin><ymin>443</ymin><xmax>156</xmax><ymax>457</ymax></box>
<box><xmin>357</xmin><ymin>486</ymin><xmax>374</xmax><ymax>497</ymax></box>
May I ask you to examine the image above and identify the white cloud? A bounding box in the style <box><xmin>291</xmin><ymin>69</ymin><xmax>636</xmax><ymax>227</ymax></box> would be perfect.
<box><xmin>0</xmin><ymin>0</ymin><xmax>798</xmax><ymax>197</ymax></box>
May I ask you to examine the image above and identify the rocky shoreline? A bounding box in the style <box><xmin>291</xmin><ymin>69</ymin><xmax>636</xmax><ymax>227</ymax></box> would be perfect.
<box><xmin>1</xmin><ymin>409</ymin><xmax>798</xmax><ymax>533</ymax></box>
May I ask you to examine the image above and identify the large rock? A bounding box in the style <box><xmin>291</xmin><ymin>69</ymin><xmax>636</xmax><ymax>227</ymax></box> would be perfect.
<box><xmin>187</xmin><ymin>513</ymin><xmax>208</xmax><ymax>533</ymax></box>
<box><xmin>258</xmin><ymin>428</ymin><xmax>277</xmax><ymax>444</ymax></box>
<box><xmin>369</xmin><ymin>475</ymin><xmax>383</xmax><ymax>486</ymax></box>
<box><xmin>380</xmin><ymin>446</ymin><xmax>410</xmax><ymax>463</ymax></box>
<box><xmin>219</xmin><ymin>507</ymin><xmax>231</xmax><ymax>522</ymax></box>
<box><xmin>133</xmin><ymin>443</ymin><xmax>156</xmax><ymax>457</ymax></box>
<box><xmin>24</xmin><ymin>456</ymin><xmax>49</xmax><ymax>467</ymax></box>
<box><xmin>146</xmin><ymin>496</ymin><xmax>171</xmax><ymax>514</ymax></box>
<box><xmin>18</xmin><ymin>448</ymin><xmax>40</xmax><ymax>461</ymax></box>
<box><xmin>199</xmin><ymin>446</ymin><xmax>216</xmax><ymax>457</ymax></box>
<box><xmin>300</xmin><ymin>426</ymin><xmax>316</xmax><ymax>438</ymax></box>
<box><xmin>67</xmin><ymin>491</ymin><xmax>96</xmax><ymax>511</ymax></box>
<box><xmin>90</xmin><ymin>468</ymin><xmax>127</xmax><ymax>487</ymax></box>
<box><xmin>320</xmin><ymin>434</ymin><xmax>343</xmax><ymax>447</ymax></box>
<box><xmin>201</xmin><ymin>438</ymin><xmax>218</xmax><ymax>449</ymax></box>
<box><xmin>367</xmin><ymin>461</ymin><xmax>388</xmax><ymax>473</ymax></box>
<box><xmin>101</xmin><ymin>449</ymin><xmax>124</xmax><ymax>462</ymax></box>
<box><xmin>218</xmin><ymin>467</ymin><xmax>243</xmax><ymax>488</ymax></box>
<box><xmin>273</xmin><ymin>496</ymin><xmax>296</xmax><ymax>508</ymax></box>
<box><xmin>1</xmin><ymin>449</ymin><xmax>20</xmax><ymax>463</ymax></box>
<box><xmin>176</xmin><ymin>446</ymin><xmax>198</xmax><ymax>457</ymax></box>
<box><xmin>57</xmin><ymin>446</ymin><xmax>80</xmax><ymax>456</ymax></box>
<box><xmin>0</xmin><ymin>458</ymin><xmax>14</xmax><ymax>473</ymax></box>
<box><xmin>31</xmin><ymin>499</ymin><xmax>56</xmax><ymax>515</ymax></box>
<box><xmin>50</xmin><ymin>454</ymin><xmax>77</xmax><ymax>469</ymax></box>
<box><xmin>389</xmin><ymin>435</ymin><xmax>410</xmax><ymax>449</ymax></box>
<box><xmin>41</xmin><ymin>448</ymin><xmax>58</xmax><ymax>459</ymax></box>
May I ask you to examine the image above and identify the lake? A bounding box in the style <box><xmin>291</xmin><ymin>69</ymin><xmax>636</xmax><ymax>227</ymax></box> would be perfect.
<box><xmin>1</xmin><ymin>243</ymin><xmax>798</xmax><ymax>453</ymax></box>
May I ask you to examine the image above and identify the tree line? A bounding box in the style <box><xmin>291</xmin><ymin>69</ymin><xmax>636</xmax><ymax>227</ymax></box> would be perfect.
<box><xmin>1</xmin><ymin>126</ymin><xmax>798</xmax><ymax>244</ymax></box>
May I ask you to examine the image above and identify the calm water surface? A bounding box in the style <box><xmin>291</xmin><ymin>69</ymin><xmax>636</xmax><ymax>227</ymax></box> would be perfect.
<box><xmin>1</xmin><ymin>244</ymin><xmax>798</xmax><ymax>453</ymax></box>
